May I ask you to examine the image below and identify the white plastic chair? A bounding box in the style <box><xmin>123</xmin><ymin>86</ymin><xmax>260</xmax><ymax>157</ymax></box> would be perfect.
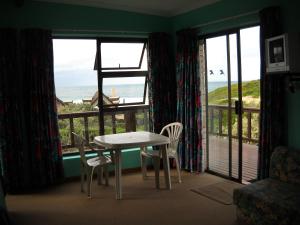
<box><xmin>140</xmin><ymin>122</ymin><xmax>183</xmax><ymax>183</ymax></box>
<box><xmin>72</xmin><ymin>132</ymin><xmax>114</xmax><ymax>198</ymax></box>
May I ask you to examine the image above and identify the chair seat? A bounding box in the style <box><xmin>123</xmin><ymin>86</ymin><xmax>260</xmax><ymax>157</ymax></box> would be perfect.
<box><xmin>141</xmin><ymin>148</ymin><xmax>177</xmax><ymax>158</ymax></box>
<box><xmin>87</xmin><ymin>155</ymin><xmax>112</xmax><ymax>167</ymax></box>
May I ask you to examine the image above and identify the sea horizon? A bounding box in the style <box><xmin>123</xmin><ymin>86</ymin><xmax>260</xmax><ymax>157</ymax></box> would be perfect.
<box><xmin>55</xmin><ymin>82</ymin><xmax>232</xmax><ymax>102</ymax></box>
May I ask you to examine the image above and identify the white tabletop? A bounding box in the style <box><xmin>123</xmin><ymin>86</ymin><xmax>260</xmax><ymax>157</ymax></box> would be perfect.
<box><xmin>94</xmin><ymin>131</ymin><xmax>170</xmax><ymax>149</ymax></box>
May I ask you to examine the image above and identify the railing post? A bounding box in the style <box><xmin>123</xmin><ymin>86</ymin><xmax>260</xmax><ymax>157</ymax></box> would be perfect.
<box><xmin>84</xmin><ymin>116</ymin><xmax>89</xmax><ymax>142</ymax></box>
<box><xmin>144</xmin><ymin>109</ymin><xmax>149</xmax><ymax>131</ymax></box>
<box><xmin>210</xmin><ymin>108</ymin><xmax>214</xmax><ymax>134</ymax></box>
<box><xmin>219</xmin><ymin>109</ymin><xmax>223</xmax><ymax>136</ymax></box>
<box><xmin>247</xmin><ymin>111</ymin><xmax>252</xmax><ymax>143</ymax></box>
<box><xmin>112</xmin><ymin>112</ymin><xmax>116</xmax><ymax>134</ymax></box>
<box><xmin>70</xmin><ymin>118</ymin><xmax>75</xmax><ymax>147</ymax></box>
<box><xmin>124</xmin><ymin>110</ymin><xmax>136</xmax><ymax>132</ymax></box>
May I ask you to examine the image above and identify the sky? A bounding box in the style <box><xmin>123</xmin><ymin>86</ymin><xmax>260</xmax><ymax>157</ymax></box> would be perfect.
<box><xmin>53</xmin><ymin>40</ymin><xmax>147</xmax><ymax>87</ymax></box>
<box><xmin>53</xmin><ymin>25</ymin><xmax>260</xmax><ymax>87</ymax></box>
<box><xmin>206</xmin><ymin>26</ymin><xmax>260</xmax><ymax>82</ymax></box>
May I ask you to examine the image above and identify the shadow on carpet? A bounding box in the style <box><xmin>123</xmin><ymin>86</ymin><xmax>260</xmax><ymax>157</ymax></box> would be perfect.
<box><xmin>191</xmin><ymin>180</ymin><xmax>244</xmax><ymax>205</ymax></box>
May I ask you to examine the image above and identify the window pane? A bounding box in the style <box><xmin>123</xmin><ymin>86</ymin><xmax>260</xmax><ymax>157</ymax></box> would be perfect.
<box><xmin>103</xmin><ymin>77</ymin><xmax>146</xmax><ymax>104</ymax></box>
<box><xmin>206</xmin><ymin>35</ymin><xmax>230</xmax><ymax>177</ymax></box>
<box><xmin>53</xmin><ymin>39</ymin><xmax>99</xmax><ymax>153</ymax></box>
<box><xmin>101</xmin><ymin>43</ymin><xmax>145</xmax><ymax>69</ymax></box>
<box><xmin>54</xmin><ymin>39</ymin><xmax>98</xmax><ymax>106</ymax></box>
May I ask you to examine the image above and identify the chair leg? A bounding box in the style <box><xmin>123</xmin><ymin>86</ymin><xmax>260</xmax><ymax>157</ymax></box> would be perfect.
<box><xmin>140</xmin><ymin>148</ymin><xmax>147</xmax><ymax>180</ymax></box>
<box><xmin>86</xmin><ymin>168</ymin><xmax>91</xmax><ymax>197</ymax></box>
<box><xmin>80</xmin><ymin>164</ymin><xmax>85</xmax><ymax>193</ymax></box>
<box><xmin>153</xmin><ymin>156</ymin><xmax>160</xmax><ymax>189</ymax></box>
<box><xmin>104</xmin><ymin>165</ymin><xmax>109</xmax><ymax>186</ymax></box>
<box><xmin>174</xmin><ymin>154</ymin><xmax>182</xmax><ymax>183</ymax></box>
<box><xmin>88</xmin><ymin>167</ymin><xmax>95</xmax><ymax>199</ymax></box>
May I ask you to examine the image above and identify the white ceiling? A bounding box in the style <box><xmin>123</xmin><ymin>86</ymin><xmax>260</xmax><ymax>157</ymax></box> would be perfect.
<box><xmin>35</xmin><ymin>0</ymin><xmax>220</xmax><ymax>17</ymax></box>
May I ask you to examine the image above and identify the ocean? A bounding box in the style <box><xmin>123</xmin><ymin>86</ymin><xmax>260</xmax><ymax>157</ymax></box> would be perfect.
<box><xmin>207</xmin><ymin>81</ymin><xmax>237</xmax><ymax>92</ymax></box>
<box><xmin>55</xmin><ymin>82</ymin><xmax>229</xmax><ymax>103</ymax></box>
<box><xmin>56</xmin><ymin>84</ymin><xmax>145</xmax><ymax>103</ymax></box>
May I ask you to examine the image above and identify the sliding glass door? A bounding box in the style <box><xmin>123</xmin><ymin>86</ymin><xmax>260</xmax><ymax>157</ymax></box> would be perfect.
<box><xmin>205</xmin><ymin>26</ymin><xmax>260</xmax><ymax>182</ymax></box>
<box><xmin>239</xmin><ymin>26</ymin><xmax>260</xmax><ymax>182</ymax></box>
<box><xmin>206</xmin><ymin>35</ymin><xmax>230</xmax><ymax>177</ymax></box>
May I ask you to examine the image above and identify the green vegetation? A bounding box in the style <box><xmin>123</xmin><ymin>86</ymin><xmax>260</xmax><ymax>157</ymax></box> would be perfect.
<box><xmin>208</xmin><ymin>80</ymin><xmax>260</xmax><ymax>108</ymax></box>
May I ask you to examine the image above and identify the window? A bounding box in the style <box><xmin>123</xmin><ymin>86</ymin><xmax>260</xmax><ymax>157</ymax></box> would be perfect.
<box><xmin>53</xmin><ymin>37</ymin><xmax>149</xmax><ymax>153</ymax></box>
<box><xmin>97</xmin><ymin>39</ymin><xmax>148</xmax><ymax>107</ymax></box>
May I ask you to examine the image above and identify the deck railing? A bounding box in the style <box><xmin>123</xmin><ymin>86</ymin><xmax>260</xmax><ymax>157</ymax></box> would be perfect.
<box><xmin>58</xmin><ymin>105</ymin><xmax>149</xmax><ymax>151</ymax></box>
<box><xmin>207</xmin><ymin>105</ymin><xmax>260</xmax><ymax>143</ymax></box>
<box><xmin>58</xmin><ymin>104</ymin><xmax>259</xmax><ymax>153</ymax></box>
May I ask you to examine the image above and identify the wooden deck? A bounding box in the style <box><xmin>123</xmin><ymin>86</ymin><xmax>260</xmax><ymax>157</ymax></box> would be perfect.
<box><xmin>208</xmin><ymin>135</ymin><xmax>258</xmax><ymax>181</ymax></box>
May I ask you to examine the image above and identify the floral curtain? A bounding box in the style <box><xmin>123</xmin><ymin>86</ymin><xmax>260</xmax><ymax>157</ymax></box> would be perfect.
<box><xmin>0</xmin><ymin>29</ymin><xmax>27</xmax><ymax>191</ymax></box>
<box><xmin>0</xmin><ymin>28</ymin><xmax>64</xmax><ymax>193</ymax></box>
<box><xmin>148</xmin><ymin>32</ymin><xmax>176</xmax><ymax>133</ymax></box>
<box><xmin>258</xmin><ymin>7</ymin><xmax>286</xmax><ymax>179</ymax></box>
<box><xmin>0</xmin><ymin>174</ymin><xmax>10</xmax><ymax>225</ymax></box>
<box><xmin>176</xmin><ymin>29</ymin><xmax>202</xmax><ymax>172</ymax></box>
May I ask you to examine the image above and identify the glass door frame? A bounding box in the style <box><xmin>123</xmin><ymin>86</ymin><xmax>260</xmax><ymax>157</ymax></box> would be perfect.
<box><xmin>201</xmin><ymin>24</ymin><xmax>259</xmax><ymax>183</ymax></box>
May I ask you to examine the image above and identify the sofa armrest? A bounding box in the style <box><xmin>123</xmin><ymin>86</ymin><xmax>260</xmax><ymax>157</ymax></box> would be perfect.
<box><xmin>270</xmin><ymin>146</ymin><xmax>300</xmax><ymax>185</ymax></box>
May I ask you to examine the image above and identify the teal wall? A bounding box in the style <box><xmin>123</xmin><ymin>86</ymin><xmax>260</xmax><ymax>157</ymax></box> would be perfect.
<box><xmin>281</xmin><ymin>1</ymin><xmax>300</xmax><ymax>149</ymax></box>
<box><xmin>171</xmin><ymin>0</ymin><xmax>300</xmax><ymax>33</ymax></box>
<box><xmin>172</xmin><ymin>0</ymin><xmax>278</xmax><ymax>34</ymax></box>
<box><xmin>0</xmin><ymin>1</ymin><xmax>171</xmax><ymax>35</ymax></box>
<box><xmin>63</xmin><ymin>148</ymin><xmax>146</xmax><ymax>178</ymax></box>
<box><xmin>287</xmin><ymin>92</ymin><xmax>300</xmax><ymax>148</ymax></box>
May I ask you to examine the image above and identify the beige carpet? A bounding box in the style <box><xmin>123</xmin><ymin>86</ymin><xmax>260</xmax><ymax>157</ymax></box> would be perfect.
<box><xmin>191</xmin><ymin>180</ymin><xmax>244</xmax><ymax>205</ymax></box>
<box><xmin>6</xmin><ymin>171</ymin><xmax>239</xmax><ymax>225</ymax></box>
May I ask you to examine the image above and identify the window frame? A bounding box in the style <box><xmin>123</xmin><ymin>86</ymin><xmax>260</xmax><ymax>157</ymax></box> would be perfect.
<box><xmin>200</xmin><ymin>24</ymin><xmax>261</xmax><ymax>183</ymax></box>
<box><xmin>97</xmin><ymin>37</ymin><xmax>149</xmax><ymax>108</ymax></box>
<box><xmin>100</xmin><ymin>41</ymin><xmax>146</xmax><ymax>70</ymax></box>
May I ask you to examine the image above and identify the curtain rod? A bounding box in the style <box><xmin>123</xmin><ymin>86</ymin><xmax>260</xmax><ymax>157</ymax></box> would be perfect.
<box><xmin>192</xmin><ymin>9</ymin><xmax>260</xmax><ymax>29</ymax></box>
<box><xmin>53</xmin><ymin>28</ymin><xmax>150</xmax><ymax>35</ymax></box>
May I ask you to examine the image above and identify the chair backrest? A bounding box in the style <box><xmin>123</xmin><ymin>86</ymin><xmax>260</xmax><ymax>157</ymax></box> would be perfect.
<box><xmin>72</xmin><ymin>132</ymin><xmax>88</xmax><ymax>165</ymax></box>
<box><xmin>270</xmin><ymin>146</ymin><xmax>300</xmax><ymax>185</ymax></box>
<box><xmin>160</xmin><ymin>122</ymin><xmax>183</xmax><ymax>155</ymax></box>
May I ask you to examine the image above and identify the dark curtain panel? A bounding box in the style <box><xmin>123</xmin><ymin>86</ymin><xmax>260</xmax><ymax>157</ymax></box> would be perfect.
<box><xmin>0</xmin><ymin>209</ymin><xmax>10</xmax><ymax>225</ymax></box>
<box><xmin>0</xmin><ymin>29</ymin><xmax>64</xmax><ymax>193</ymax></box>
<box><xmin>148</xmin><ymin>32</ymin><xmax>176</xmax><ymax>133</ymax></box>
<box><xmin>0</xmin><ymin>175</ymin><xmax>11</xmax><ymax>225</ymax></box>
<box><xmin>258</xmin><ymin>7</ymin><xmax>286</xmax><ymax>179</ymax></box>
<box><xmin>176</xmin><ymin>29</ymin><xmax>202</xmax><ymax>172</ymax></box>
<box><xmin>0</xmin><ymin>29</ymin><xmax>29</xmax><ymax>191</ymax></box>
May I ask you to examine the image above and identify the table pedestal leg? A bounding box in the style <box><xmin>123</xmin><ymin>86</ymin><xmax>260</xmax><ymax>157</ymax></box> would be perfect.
<box><xmin>160</xmin><ymin>145</ymin><xmax>171</xmax><ymax>190</ymax></box>
<box><xmin>115</xmin><ymin>149</ymin><xmax>122</xmax><ymax>200</ymax></box>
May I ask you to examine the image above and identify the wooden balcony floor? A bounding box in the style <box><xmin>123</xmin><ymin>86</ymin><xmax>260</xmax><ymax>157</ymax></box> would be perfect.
<box><xmin>208</xmin><ymin>135</ymin><xmax>258</xmax><ymax>181</ymax></box>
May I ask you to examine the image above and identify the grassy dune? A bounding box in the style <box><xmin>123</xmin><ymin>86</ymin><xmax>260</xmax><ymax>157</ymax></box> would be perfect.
<box><xmin>208</xmin><ymin>80</ymin><xmax>260</xmax><ymax>108</ymax></box>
